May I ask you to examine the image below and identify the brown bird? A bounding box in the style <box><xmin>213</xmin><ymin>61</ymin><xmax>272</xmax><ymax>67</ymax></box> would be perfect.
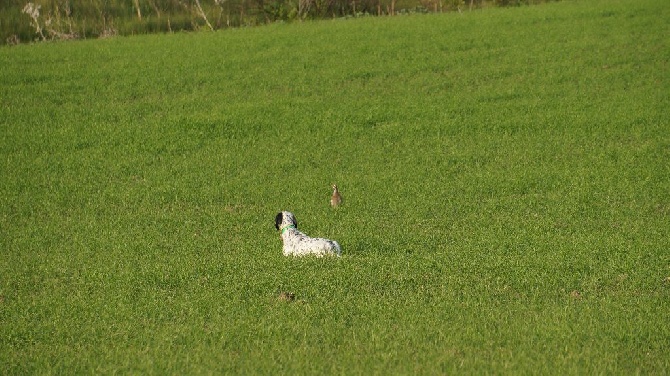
<box><xmin>330</xmin><ymin>184</ymin><xmax>342</xmax><ymax>208</ymax></box>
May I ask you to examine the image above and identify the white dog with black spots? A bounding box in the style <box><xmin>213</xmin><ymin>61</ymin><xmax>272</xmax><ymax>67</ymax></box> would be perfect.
<box><xmin>274</xmin><ymin>211</ymin><xmax>341</xmax><ymax>257</ymax></box>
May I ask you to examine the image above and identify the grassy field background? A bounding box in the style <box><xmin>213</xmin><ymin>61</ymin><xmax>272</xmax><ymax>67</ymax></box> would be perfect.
<box><xmin>1</xmin><ymin>0</ymin><xmax>669</xmax><ymax>373</ymax></box>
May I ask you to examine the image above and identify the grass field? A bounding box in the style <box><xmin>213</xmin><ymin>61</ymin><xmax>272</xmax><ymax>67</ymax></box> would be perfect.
<box><xmin>1</xmin><ymin>0</ymin><xmax>669</xmax><ymax>373</ymax></box>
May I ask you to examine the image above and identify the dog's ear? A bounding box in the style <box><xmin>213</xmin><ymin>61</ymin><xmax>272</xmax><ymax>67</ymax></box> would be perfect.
<box><xmin>274</xmin><ymin>212</ymin><xmax>283</xmax><ymax>230</ymax></box>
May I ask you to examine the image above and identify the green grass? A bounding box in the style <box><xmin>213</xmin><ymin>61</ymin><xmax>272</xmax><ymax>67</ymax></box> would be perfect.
<box><xmin>1</xmin><ymin>0</ymin><xmax>669</xmax><ymax>373</ymax></box>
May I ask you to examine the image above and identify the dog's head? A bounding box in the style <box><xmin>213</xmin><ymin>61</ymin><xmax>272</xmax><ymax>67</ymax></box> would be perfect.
<box><xmin>275</xmin><ymin>211</ymin><xmax>298</xmax><ymax>231</ymax></box>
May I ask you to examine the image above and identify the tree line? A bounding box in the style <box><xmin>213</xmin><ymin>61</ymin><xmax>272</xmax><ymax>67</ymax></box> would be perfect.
<box><xmin>1</xmin><ymin>0</ymin><xmax>558</xmax><ymax>45</ymax></box>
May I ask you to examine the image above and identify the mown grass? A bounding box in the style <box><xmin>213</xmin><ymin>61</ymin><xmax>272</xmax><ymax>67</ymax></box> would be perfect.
<box><xmin>1</xmin><ymin>0</ymin><xmax>669</xmax><ymax>373</ymax></box>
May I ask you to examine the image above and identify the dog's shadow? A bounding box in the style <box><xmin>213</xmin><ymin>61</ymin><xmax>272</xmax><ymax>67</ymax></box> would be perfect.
<box><xmin>344</xmin><ymin>237</ymin><xmax>399</xmax><ymax>256</ymax></box>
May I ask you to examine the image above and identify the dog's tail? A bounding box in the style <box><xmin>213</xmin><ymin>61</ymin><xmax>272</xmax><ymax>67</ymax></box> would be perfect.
<box><xmin>332</xmin><ymin>241</ymin><xmax>342</xmax><ymax>256</ymax></box>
